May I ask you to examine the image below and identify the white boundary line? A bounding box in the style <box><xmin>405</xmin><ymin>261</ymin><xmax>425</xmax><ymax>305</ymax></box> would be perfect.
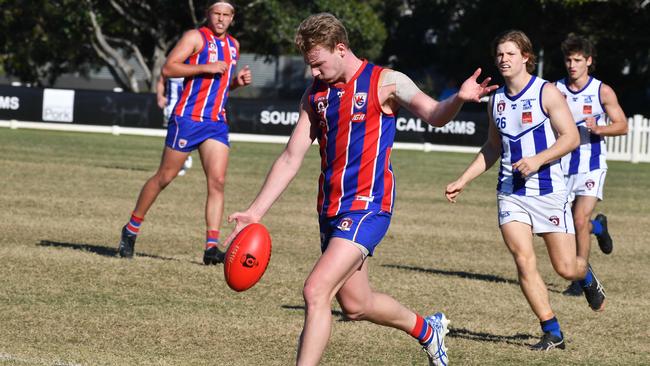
<box><xmin>0</xmin><ymin>119</ymin><xmax>479</xmax><ymax>153</ymax></box>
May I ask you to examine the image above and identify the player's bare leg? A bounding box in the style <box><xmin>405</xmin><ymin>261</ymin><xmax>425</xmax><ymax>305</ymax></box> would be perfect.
<box><xmin>133</xmin><ymin>146</ymin><xmax>189</xmax><ymax>217</ymax></box>
<box><xmin>500</xmin><ymin>222</ymin><xmax>555</xmax><ymax>321</ymax></box>
<box><xmin>501</xmin><ymin>222</ymin><xmax>568</xmax><ymax>350</ymax></box>
<box><xmin>119</xmin><ymin>146</ymin><xmax>188</xmax><ymax>258</ymax></box>
<box><xmin>563</xmin><ymin>195</ymin><xmax>598</xmax><ymax>295</ymax></box>
<box><xmin>297</xmin><ymin>238</ymin><xmax>366</xmax><ymax>366</ymax></box>
<box><xmin>199</xmin><ymin>139</ymin><xmax>229</xmax><ymax>264</ymax></box>
<box><xmin>336</xmin><ymin>258</ymin><xmax>418</xmax><ymax>330</ymax></box>
<box><xmin>572</xmin><ymin>196</ymin><xmax>598</xmax><ymax>264</ymax></box>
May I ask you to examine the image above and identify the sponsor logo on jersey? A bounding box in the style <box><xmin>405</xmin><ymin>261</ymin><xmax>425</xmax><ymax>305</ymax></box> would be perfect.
<box><xmin>522</xmin><ymin>111</ymin><xmax>533</xmax><ymax>124</ymax></box>
<box><xmin>585</xmin><ymin>179</ymin><xmax>595</xmax><ymax>189</ymax></box>
<box><xmin>522</xmin><ymin>98</ymin><xmax>534</xmax><ymax>110</ymax></box>
<box><xmin>353</xmin><ymin>92</ymin><xmax>367</xmax><ymax>109</ymax></box>
<box><xmin>511</xmin><ymin>103</ymin><xmax>517</xmax><ymax>110</ymax></box>
<box><xmin>583</xmin><ymin>95</ymin><xmax>593</xmax><ymax>103</ymax></box>
<box><xmin>355</xmin><ymin>195</ymin><xmax>374</xmax><ymax>202</ymax></box>
<box><xmin>499</xmin><ymin>211</ymin><xmax>511</xmax><ymax>218</ymax></box>
<box><xmin>315</xmin><ymin>96</ymin><xmax>328</xmax><ymax>114</ymax></box>
<box><xmin>583</xmin><ymin>105</ymin><xmax>592</xmax><ymax>114</ymax></box>
<box><xmin>549</xmin><ymin>216</ymin><xmax>560</xmax><ymax>226</ymax></box>
<box><xmin>497</xmin><ymin>100</ymin><xmax>506</xmax><ymax>114</ymax></box>
<box><xmin>572</xmin><ymin>96</ymin><xmax>578</xmax><ymax>102</ymax></box>
<box><xmin>337</xmin><ymin>217</ymin><xmax>353</xmax><ymax>232</ymax></box>
<box><xmin>351</xmin><ymin>113</ymin><xmax>366</xmax><ymax>122</ymax></box>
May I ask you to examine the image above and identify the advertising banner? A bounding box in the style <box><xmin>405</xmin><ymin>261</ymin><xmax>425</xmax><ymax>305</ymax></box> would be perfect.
<box><xmin>0</xmin><ymin>85</ymin><xmax>488</xmax><ymax>147</ymax></box>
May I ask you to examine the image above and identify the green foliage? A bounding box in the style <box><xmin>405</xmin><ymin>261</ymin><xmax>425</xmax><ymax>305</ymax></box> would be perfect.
<box><xmin>0</xmin><ymin>0</ymin><xmax>94</xmax><ymax>85</ymax></box>
<box><xmin>233</xmin><ymin>0</ymin><xmax>387</xmax><ymax>60</ymax></box>
<box><xmin>0</xmin><ymin>0</ymin><xmax>648</xmax><ymax>110</ymax></box>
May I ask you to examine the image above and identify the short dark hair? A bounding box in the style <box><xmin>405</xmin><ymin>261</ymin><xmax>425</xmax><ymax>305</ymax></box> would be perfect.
<box><xmin>561</xmin><ymin>34</ymin><xmax>596</xmax><ymax>72</ymax></box>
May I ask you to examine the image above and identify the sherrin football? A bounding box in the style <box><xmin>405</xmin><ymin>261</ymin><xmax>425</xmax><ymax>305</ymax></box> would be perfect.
<box><xmin>224</xmin><ymin>223</ymin><xmax>272</xmax><ymax>292</ymax></box>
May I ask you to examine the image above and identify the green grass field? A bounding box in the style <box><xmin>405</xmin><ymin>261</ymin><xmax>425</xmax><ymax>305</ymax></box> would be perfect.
<box><xmin>1</xmin><ymin>128</ymin><xmax>648</xmax><ymax>365</ymax></box>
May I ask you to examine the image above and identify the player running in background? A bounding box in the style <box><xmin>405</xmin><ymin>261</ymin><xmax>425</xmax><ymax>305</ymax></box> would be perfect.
<box><xmin>118</xmin><ymin>0</ymin><xmax>252</xmax><ymax>264</ymax></box>
<box><xmin>227</xmin><ymin>12</ymin><xmax>496</xmax><ymax>366</ymax></box>
<box><xmin>555</xmin><ymin>34</ymin><xmax>628</xmax><ymax>297</ymax></box>
<box><xmin>156</xmin><ymin>74</ymin><xmax>193</xmax><ymax>176</ymax></box>
<box><xmin>445</xmin><ymin>30</ymin><xmax>605</xmax><ymax>351</ymax></box>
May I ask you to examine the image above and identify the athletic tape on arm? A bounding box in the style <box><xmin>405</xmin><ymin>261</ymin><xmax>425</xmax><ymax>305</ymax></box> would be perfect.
<box><xmin>382</xmin><ymin>70</ymin><xmax>421</xmax><ymax>106</ymax></box>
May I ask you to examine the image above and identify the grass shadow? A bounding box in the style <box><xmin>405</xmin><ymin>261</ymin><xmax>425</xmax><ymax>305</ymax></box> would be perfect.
<box><xmin>97</xmin><ymin>164</ymin><xmax>151</xmax><ymax>172</ymax></box>
<box><xmin>38</xmin><ymin>240</ymin><xmax>179</xmax><ymax>262</ymax></box>
<box><xmin>383</xmin><ymin>264</ymin><xmax>562</xmax><ymax>293</ymax></box>
<box><xmin>449</xmin><ymin>327</ymin><xmax>536</xmax><ymax>347</ymax></box>
<box><xmin>281</xmin><ymin>305</ymin><xmax>349</xmax><ymax>321</ymax></box>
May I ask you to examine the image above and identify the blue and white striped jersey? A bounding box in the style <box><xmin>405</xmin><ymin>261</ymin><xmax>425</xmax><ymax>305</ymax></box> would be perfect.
<box><xmin>164</xmin><ymin>77</ymin><xmax>185</xmax><ymax>119</ymax></box>
<box><xmin>492</xmin><ymin>76</ymin><xmax>565</xmax><ymax>196</ymax></box>
<box><xmin>555</xmin><ymin>77</ymin><xmax>607</xmax><ymax>174</ymax></box>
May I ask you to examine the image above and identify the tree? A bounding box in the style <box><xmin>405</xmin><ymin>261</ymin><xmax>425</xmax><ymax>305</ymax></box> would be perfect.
<box><xmin>0</xmin><ymin>0</ymin><xmax>388</xmax><ymax>92</ymax></box>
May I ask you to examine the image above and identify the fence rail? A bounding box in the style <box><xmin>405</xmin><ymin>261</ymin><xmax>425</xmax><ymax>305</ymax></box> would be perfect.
<box><xmin>606</xmin><ymin>114</ymin><xmax>650</xmax><ymax>163</ymax></box>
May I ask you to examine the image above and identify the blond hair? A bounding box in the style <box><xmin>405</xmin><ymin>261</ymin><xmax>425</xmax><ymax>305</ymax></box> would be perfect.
<box><xmin>295</xmin><ymin>13</ymin><xmax>349</xmax><ymax>55</ymax></box>
<box><xmin>492</xmin><ymin>30</ymin><xmax>537</xmax><ymax>74</ymax></box>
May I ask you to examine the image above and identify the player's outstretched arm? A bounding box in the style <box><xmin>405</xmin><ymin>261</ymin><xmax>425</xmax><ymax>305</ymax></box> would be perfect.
<box><xmin>384</xmin><ymin>68</ymin><xmax>497</xmax><ymax>127</ymax></box>
<box><xmin>226</xmin><ymin>91</ymin><xmax>316</xmax><ymax>243</ymax></box>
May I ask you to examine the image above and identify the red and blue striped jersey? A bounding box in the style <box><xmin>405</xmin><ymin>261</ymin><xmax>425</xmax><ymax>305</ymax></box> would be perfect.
<box><xmin>174</xmin><ymin>26</ymin><xmax>238</xmax><ymax>122</ymax></box>
<box><xmin>309</xmin><ymin>61</ymin><xmax>396</xmax><ymax>217</ymax></box>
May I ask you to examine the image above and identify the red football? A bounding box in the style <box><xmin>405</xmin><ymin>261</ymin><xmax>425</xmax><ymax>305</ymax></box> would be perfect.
<box><xmin>224</xmin><ymin>223</ymin><xmax>272</xmax><ymax>292</ymax></box>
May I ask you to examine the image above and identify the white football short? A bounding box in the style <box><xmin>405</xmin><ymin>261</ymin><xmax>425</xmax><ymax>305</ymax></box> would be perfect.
<box><xmin>497</xmin><ymin>191</ymin><xmax>575</xmax><ymax>234</ymax></box>
<box><xmin>564</xmin><ymin>169</ymin><xmax>607</xmax><ymax>202</ymax></box>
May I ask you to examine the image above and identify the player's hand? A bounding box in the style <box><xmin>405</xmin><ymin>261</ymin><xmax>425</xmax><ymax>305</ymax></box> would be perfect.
<box><xmin>585</xmin><ymin>116</ymin><xmax>602</xmax><ymax>135</ymax></box>
<box><xmin>225</xmin><ymin>211</ymin><xmax>259</xmax><ymax>246</ymax></box>
<box><xmin>445</xmin><ymin>179</ymin><xmax>466</xmax><ymax>203</ymax></box>
<box><xmin>512</xmin><ymin>156</ymin><xmax>541</xmax><ymax>178</ymax></box>
<box><xmin>457</xmin><ymin>68</ymin><xmax>499</xmax><ymax>103</ymax></box>
<box><xmin>204</xmin><ymin>61</ymin><xmax>228</xmax><ymax>75</ymax></box>
<box><xmin>157</xmin><ymin>95</ymin><xmax>167</xmax><ymax>109</ymax></box>
<box><xmin>235</xmin><ymin>65</ymin><xmax>252</xmax><ymax>87</ymax></box>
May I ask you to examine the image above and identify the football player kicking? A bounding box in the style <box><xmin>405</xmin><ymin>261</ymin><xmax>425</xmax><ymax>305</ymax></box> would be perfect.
<box><xmin>227</xmin><ymin>12</ymin><xmax>496</xmax><ymax>366</ymax></box>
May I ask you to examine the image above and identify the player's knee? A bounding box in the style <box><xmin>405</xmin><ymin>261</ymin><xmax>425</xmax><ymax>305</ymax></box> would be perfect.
<box><xmin>555</xmin><ymin>262</ymin><xmax>578</xmax><ymax>280</ymax></box>
<box><xmin>153</xmin><ymin>171</ymin><xmax>176</xmax><ymax>188</ymax></box>
<box><xmin>207</xmin><ymin>175</ymin><xmax>226</xmax><ymax>193</ymax></box>
<box><xmin>302</xmin><ymin>281</ymin><xmax>329</xmax><ymax>309</ymax></box>
<box><xmin>513</xmin><ymin>254</ymin><xmax>535</xmax><ymax>275</ymax></box>
<box><xmin>338</xmin><ymin>300</ymin><xmax>367</xmax><ymax>321</ymax></box>
<box><xmin>573</xmin><ymin>213</ymin><xmax>590</xmax><ymax>231</ymax></box>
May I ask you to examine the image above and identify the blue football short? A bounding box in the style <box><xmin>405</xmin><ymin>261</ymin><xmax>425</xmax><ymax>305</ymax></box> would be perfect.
<box><xmin>319</xmin><ymin>210</ymin><xmax>391</xmax><ymax>257</ymax></box>
<box><xmin>165</xmin><ymin>115</ymin><xmax>230</xmax><ymax>152</ymax></box>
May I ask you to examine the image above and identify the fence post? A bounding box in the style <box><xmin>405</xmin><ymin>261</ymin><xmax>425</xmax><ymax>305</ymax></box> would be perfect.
<box><xmin>112</xmin><ymin>125</ymin><xmax>120</xmax><ymax>136</ymax></box>
<box><xmin>631</xmin><ymin>114</ymin><xmax>642</xmax><ymax>163</ymax></box>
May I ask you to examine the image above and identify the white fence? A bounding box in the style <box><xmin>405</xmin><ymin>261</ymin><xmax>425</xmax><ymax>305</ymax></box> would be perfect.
<box><xmin>2</xmin><ymin>114</ymin><xmax>649</xmax><ymax>163</ymax></box>
<box><xmin>606</xmin><ymin>114</ymin><xmax>650</xmax><ymax>163</ymax></box>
